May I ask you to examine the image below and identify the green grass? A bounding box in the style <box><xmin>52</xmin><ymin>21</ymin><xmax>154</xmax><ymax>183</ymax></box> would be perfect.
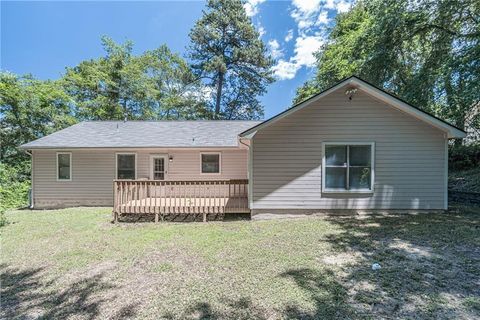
<box><xmin>2</xmin><ymin>207</ymin><xmax>480</xmax><ymax>319</ymax></box>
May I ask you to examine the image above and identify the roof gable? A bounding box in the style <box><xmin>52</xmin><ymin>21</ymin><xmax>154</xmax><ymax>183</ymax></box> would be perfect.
<box><xmin>240</xmin><ymin>76</ymin><xmax>466</xmax><ymax>139</ymax></box>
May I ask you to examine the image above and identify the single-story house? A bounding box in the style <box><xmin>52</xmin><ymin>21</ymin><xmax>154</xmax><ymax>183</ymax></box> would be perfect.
<box><xmin>20</xmin><ymin>76</ymin><xmax>466</xmax><ymax>220</ymax></box>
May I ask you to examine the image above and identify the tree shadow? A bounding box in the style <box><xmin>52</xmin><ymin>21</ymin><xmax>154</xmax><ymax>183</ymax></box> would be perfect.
<box><xmin>280</xmin><ymin>268</ymin><xmax>353</xmax><ymax>319</ymax></box>
<box><xmin>320</xmin><ymin>212</ymin><xmax>480</xmax><ymax>318</ymax></box>
<box><xmin>0</xmin><ymin>264</ymin><xmax>139</xmax><ymax>319</ymax></box>
<box><xmin>163</xmin><ymin>297</ymin><xmax>269</xmax><ymax>320</ymax></box>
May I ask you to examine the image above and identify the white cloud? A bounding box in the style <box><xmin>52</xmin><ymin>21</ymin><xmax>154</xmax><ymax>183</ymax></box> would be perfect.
<box><xmin>293</xmin><ymin>35</ymin><xmax>323</xmax><ymax>67</ymax></box>
<box><xmin>256</xmin><ymin>23</ymin><xmax>266</xmax><ymax>37</ymax></box>
<box><xmin>324</xmin><ymin>0</ymin><xmax>336</xmax><ymax>10</ymax></box>
<box><xmin>324</xmin><ymin>0</ymin><xmax>353</xmax><ymax>13</ymax></box>
<box><xmin>316</xmin><ymin>10</ymin><xmax>330</xmax><ymax>25</ymax></box>
<box><xmin>272</xmin><ymin>60</ymin><xmax>300</xmax><ymax>80</ymax></box>
<box><xmin>285</xmin><ymin>29</ymin><xmax>294</xmax><ymax>42</ymax></box>
<box><xmin>336</xmin><ymin>0</ymin><xmax>352</xmax><ymax>13</ymax></box>
<box><xmin>292</xmin><ymin>0</ymin><xmax>321</xmax><ymax>15</ymax></box>
<box><xmin>273</xmin><ymin>35</ymin><xmax>324</xmax><ymax>80</ymax></box>
<box><xmin>290</xmin><ymin>8</ymin><xmax>316</xmax><ymax>33</ymax></box>
<box><xmin>244</xmin><ymin>0</ymin><xmax>266</xmax><ymax>17</ymax></box>
<box><xmin>268</xmin><ymin>39</ymin><xmax>283</xmax><ymax>59</ymax></box>
<box><xmin>277</xmin><ymin>0</ymin><xmax>354</xmax><ymax>80</ymax></box>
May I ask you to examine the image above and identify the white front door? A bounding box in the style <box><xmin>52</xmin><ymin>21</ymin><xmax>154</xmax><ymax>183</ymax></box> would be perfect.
<box><xmin>150</xmin><ymin>155</ymin><xmax>167</xmax><ymax>180</ymax></box>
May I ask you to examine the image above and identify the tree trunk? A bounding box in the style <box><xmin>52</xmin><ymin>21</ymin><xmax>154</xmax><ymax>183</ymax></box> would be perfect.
<box><xmin>215</xmin><ymin>72</ymin><xmax>224</xmax><ymax>119</ymax></box>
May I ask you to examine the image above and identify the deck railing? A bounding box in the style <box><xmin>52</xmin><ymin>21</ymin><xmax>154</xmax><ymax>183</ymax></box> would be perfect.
<box><xmin>113</xmin><ymin>179</ymin><xmax>249</xmax><ymax>222</ymax></box>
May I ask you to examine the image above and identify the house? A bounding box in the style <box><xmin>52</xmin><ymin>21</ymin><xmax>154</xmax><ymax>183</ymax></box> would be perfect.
<box><xmin>20</xmin><ymin>76</ymin><xmax>466</xmax><ymax>220</ymax></box>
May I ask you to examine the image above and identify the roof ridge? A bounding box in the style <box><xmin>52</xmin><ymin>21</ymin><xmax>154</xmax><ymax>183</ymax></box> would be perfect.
<box><xmin>82</xmin><ymin>120</ymin><xmax>262</xmax><ymax>123</ymax></box>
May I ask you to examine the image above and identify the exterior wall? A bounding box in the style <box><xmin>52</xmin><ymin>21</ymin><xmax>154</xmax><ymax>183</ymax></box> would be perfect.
<box><xmin>32</xmin><ymin>148</ymin><xmax>247</xmax><ymax>208</ymax></box>
<box><xmin>251</xmin><ymin>89</ymin><xmax>447</xmax><ymax>212</ymax></box>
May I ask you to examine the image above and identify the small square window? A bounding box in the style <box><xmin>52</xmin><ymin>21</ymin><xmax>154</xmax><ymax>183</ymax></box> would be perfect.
<box><xmin>201</xmin><ymin>153</ymin><xmax>220</xmax><ymax>174</ymax></box>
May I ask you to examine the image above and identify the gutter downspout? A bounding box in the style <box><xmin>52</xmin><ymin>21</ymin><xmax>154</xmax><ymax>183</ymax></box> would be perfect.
<box><xmin>24</xmin><ymin>150</ymin><xmax>34</xmax><ymax>209</ymax></box>
<box><xmin>239</xmin><ymin>138</ymin><xmax>253</xmax><ymax>213</ymax></box>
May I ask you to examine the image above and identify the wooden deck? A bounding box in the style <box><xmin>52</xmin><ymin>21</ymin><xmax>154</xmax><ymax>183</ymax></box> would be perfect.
<box><xmin>113</xmin><ymin>179</ymin><xmax>249</xmax><ymax>222</ymax></box>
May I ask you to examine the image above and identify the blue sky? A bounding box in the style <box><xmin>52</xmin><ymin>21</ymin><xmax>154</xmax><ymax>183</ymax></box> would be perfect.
<box><xmin>1</xmin><ymin>0</ymin><xmax>353</xmax><ymax>119</ymax></box>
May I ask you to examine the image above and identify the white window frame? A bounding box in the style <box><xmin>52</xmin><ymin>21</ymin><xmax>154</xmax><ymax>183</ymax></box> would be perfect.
<box><xmin>200</xmin><ymin>152</ymin><xmax>222</xmax><ymax>175</ymax></box>
<box><xmin>149</xmin><ymin>154</ymin><xmax>168</xmax><ymax>180</ymax></box>
<box><xmin>115</xmin><ymin>152</ymin><xmax>137</xmax><ymax>180</ymax></box>
<box><xmin>321</xmin><ymin>142</ymin><xmax>375</xmax><ymax>193</ymax></box>
<box><xmin>56</xmin><ymin>152</ymin><xmax>72</xmax><ymax>181</ymax></box>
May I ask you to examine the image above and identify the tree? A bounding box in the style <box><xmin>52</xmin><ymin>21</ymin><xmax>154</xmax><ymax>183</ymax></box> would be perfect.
<box><xmin>187</xmin><ymin>0</ymin><xmax>274</xmax><ymax>120</ymax></box>
<box><xmin>0</xmin><ymin>72</ymin><xmax>75</xmax><ymax>165</ymax></box>
<box><xmin>63</xmin><ymin>37</ymin><xmax>210</xmax><ymax>121</ymax></box>
<box><xmin>294</xmin><ymin>0</ymin><xmax>480</xmax><ymax>135</ymax></box>
<box><xmin>63</xmin><ymin>36</ymin><xmax>156</xmax><ymax>120</ymax></box>
<box><xmin>143</xmin><ymin>45</ymin><xmax>210</xmax><ymax>119</ymax></box>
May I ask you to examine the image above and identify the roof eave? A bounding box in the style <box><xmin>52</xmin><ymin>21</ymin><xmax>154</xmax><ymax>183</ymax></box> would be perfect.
<box><xmin>18</xmin><ymin>145</ymin><xmax>243</xmax><ymax>149</ymax></box>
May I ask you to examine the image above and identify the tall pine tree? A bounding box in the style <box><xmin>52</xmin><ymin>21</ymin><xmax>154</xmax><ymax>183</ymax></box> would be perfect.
<box><xmin>187</xmin><ymin>0</ymin><xmax>274</xmax><ymax>120</ymax></box>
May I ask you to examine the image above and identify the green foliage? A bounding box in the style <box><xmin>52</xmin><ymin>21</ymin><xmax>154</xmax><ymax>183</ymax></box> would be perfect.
<box><xmin>188</xmin><ymin>0</ymin><xmax>274</xmax><ymax>119</ymax></box>
<box><xmin>63</xmin><ymin>37</ymin><xmax>210</xmax><ymax>121</ymax></box>
<box><xmin>63</xmin><ymin>36</ymin><xmax>154</xmax><ymax>120</ymax></box>
<box><xmin>0</xmin><ymin>163</ymin><xmax>31</xmax><ymax>226</ymax></box>
<box><xmin>0</xmin><ymin>72</ymin><xmax>76</xmax><ymax>165</ymax></box>
<box><xmin>143</xmin><ymin>45</ymin><xmax>210</xmax><ymax>119</ymax></box>
<box><xmin>449</xmin><ymin>142</ymin><xmax>480</xmax><ymax>171</ymax></box>
<box><xmin>295</xmin><ymin>0</ymin><xmax>480</xmax><ymax>134</ymax></box>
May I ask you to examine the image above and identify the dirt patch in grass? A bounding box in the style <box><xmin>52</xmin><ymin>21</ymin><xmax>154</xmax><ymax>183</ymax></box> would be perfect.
<box><xmin>2</xmin><ymin>207</ymin><xmax>480</xmax><ymax>319</ymax></box>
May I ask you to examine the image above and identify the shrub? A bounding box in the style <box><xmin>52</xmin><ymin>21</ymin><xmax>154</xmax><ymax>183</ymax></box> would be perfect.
<box><xmin>449</xmin><ymin>142</ymin><xmax>480</xmax><ymax>171</ymax></box>
<box><xmin>0</xmin><ymin>162</ymin><xmax>31</xmax><ymax>226</ymax></box>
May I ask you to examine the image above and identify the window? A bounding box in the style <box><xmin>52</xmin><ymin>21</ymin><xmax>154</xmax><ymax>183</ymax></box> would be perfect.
<box><xmin>116</xmin><ymin>153</ymin><xmax>136</xmax><ymax>179</ymax></box>
<box><xmin>322</xmin><ymin>143</ymin><xmax>374</xmax><ymax>192</ymax></box>
<box><xmin>57</xmin><ymin>152</ymin><xmax>71</xmax><ymax>181</ymax></box>
<box><xmin>201</xmin><ymin>153</ymin><xmax>220</xmax><ymax>174</ymax></box>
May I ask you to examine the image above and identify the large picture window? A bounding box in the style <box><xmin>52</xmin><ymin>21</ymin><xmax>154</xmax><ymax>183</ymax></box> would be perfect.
<box><xmin>57</xmin><ymin>152</ymin><xmax>71</xmax><ymax>181</ymax></box>
<box><xmin>116</xmin><ymin>153</ymin><xmax>136</xmax><ymax>180</ymax></box>
<box><xmin>322</xmin><ymin>143</ymin><xmax>374</xmax><ymax>192</ymax></box>
<box><xmin>201</xmin><ymin>153</ymin><xmax>221</xmax><ymax>174</ymax></box>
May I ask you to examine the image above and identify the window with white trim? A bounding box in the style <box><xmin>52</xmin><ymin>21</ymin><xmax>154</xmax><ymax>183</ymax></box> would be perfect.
<box><xmin>322</xmin><ymin>143</ymin><xmax>374</xmax><ymax>192</ymax></box>
<box><xmin>201</xmin><ymin>153</ymin><xmax>220</xmax><ymax>174</ymax></box>
<box><xmin>117</xmin><ymin>153</ymin><xmax>136</xmax><ymax>179</ymax></box>
<box><xmin>57</xmin><ymin>152</ymin><xmax>71</xmax><ymax>181</ymax></box>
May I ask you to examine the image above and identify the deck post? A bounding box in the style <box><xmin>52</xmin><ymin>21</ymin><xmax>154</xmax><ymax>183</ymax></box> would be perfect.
<box><xmin>203</xmin><ymin>212</ymin><xmax>207</xmax><ymax>223</ymax></box>
<box><xmin>155</xmin><ymin>212</ymin><xmax>159</xmax><ymax>223</ymax></box>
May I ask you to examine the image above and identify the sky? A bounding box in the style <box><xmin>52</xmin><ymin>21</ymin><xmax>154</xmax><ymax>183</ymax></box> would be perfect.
<box><xmin>1</xmin><ymin>0</ymin><xmax>353</xmax><ymax>119</ymax></box>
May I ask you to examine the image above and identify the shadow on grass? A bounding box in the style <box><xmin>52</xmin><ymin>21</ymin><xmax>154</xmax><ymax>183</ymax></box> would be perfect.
<box><xmin>163</xmin><ymin>297</ymin><xmax>269</xmax><ymax>320</ymax></box>
<box><xmin>0</xmin><ymin>264</ymin><xmax>139</xmax><ymax>319</ymax></box>
<box><xmin>162</xmin><ymin>268</ymin><xmax>352</xmax><ymax>319</ymax></box>
<box><xmin>320</xmin><ymin>211</ymin><xmax>480</xmax><ymax>318</ymax></box>
<box><xmin>280</xmin><ymin>268</ymin><xmax>353</xmax><ymax>319</ymax></box>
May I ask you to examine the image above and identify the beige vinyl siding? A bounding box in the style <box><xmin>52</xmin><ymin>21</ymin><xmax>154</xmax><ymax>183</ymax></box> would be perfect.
<box><xmin>33</xmin><ymin>148</ymin><xmax>247</xmax><ymax>208</ymax></box>
<box><xmin>251</xmin><ymin>89</ymin><xmax>447</xmax><ymax>210</ymax></box>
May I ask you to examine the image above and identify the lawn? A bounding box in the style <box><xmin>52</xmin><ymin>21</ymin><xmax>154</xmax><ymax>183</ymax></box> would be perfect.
<box><xmin>2</xmin><ymin>207</ymin><xmax>480</xmax><ymax>319</ymax></box>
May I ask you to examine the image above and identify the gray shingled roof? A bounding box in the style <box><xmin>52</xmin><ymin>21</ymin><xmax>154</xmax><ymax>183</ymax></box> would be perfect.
<box><xmin>20</xmin><ymin>121</ymin><xmax>261</xmax><ymax>149</ymax></box>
